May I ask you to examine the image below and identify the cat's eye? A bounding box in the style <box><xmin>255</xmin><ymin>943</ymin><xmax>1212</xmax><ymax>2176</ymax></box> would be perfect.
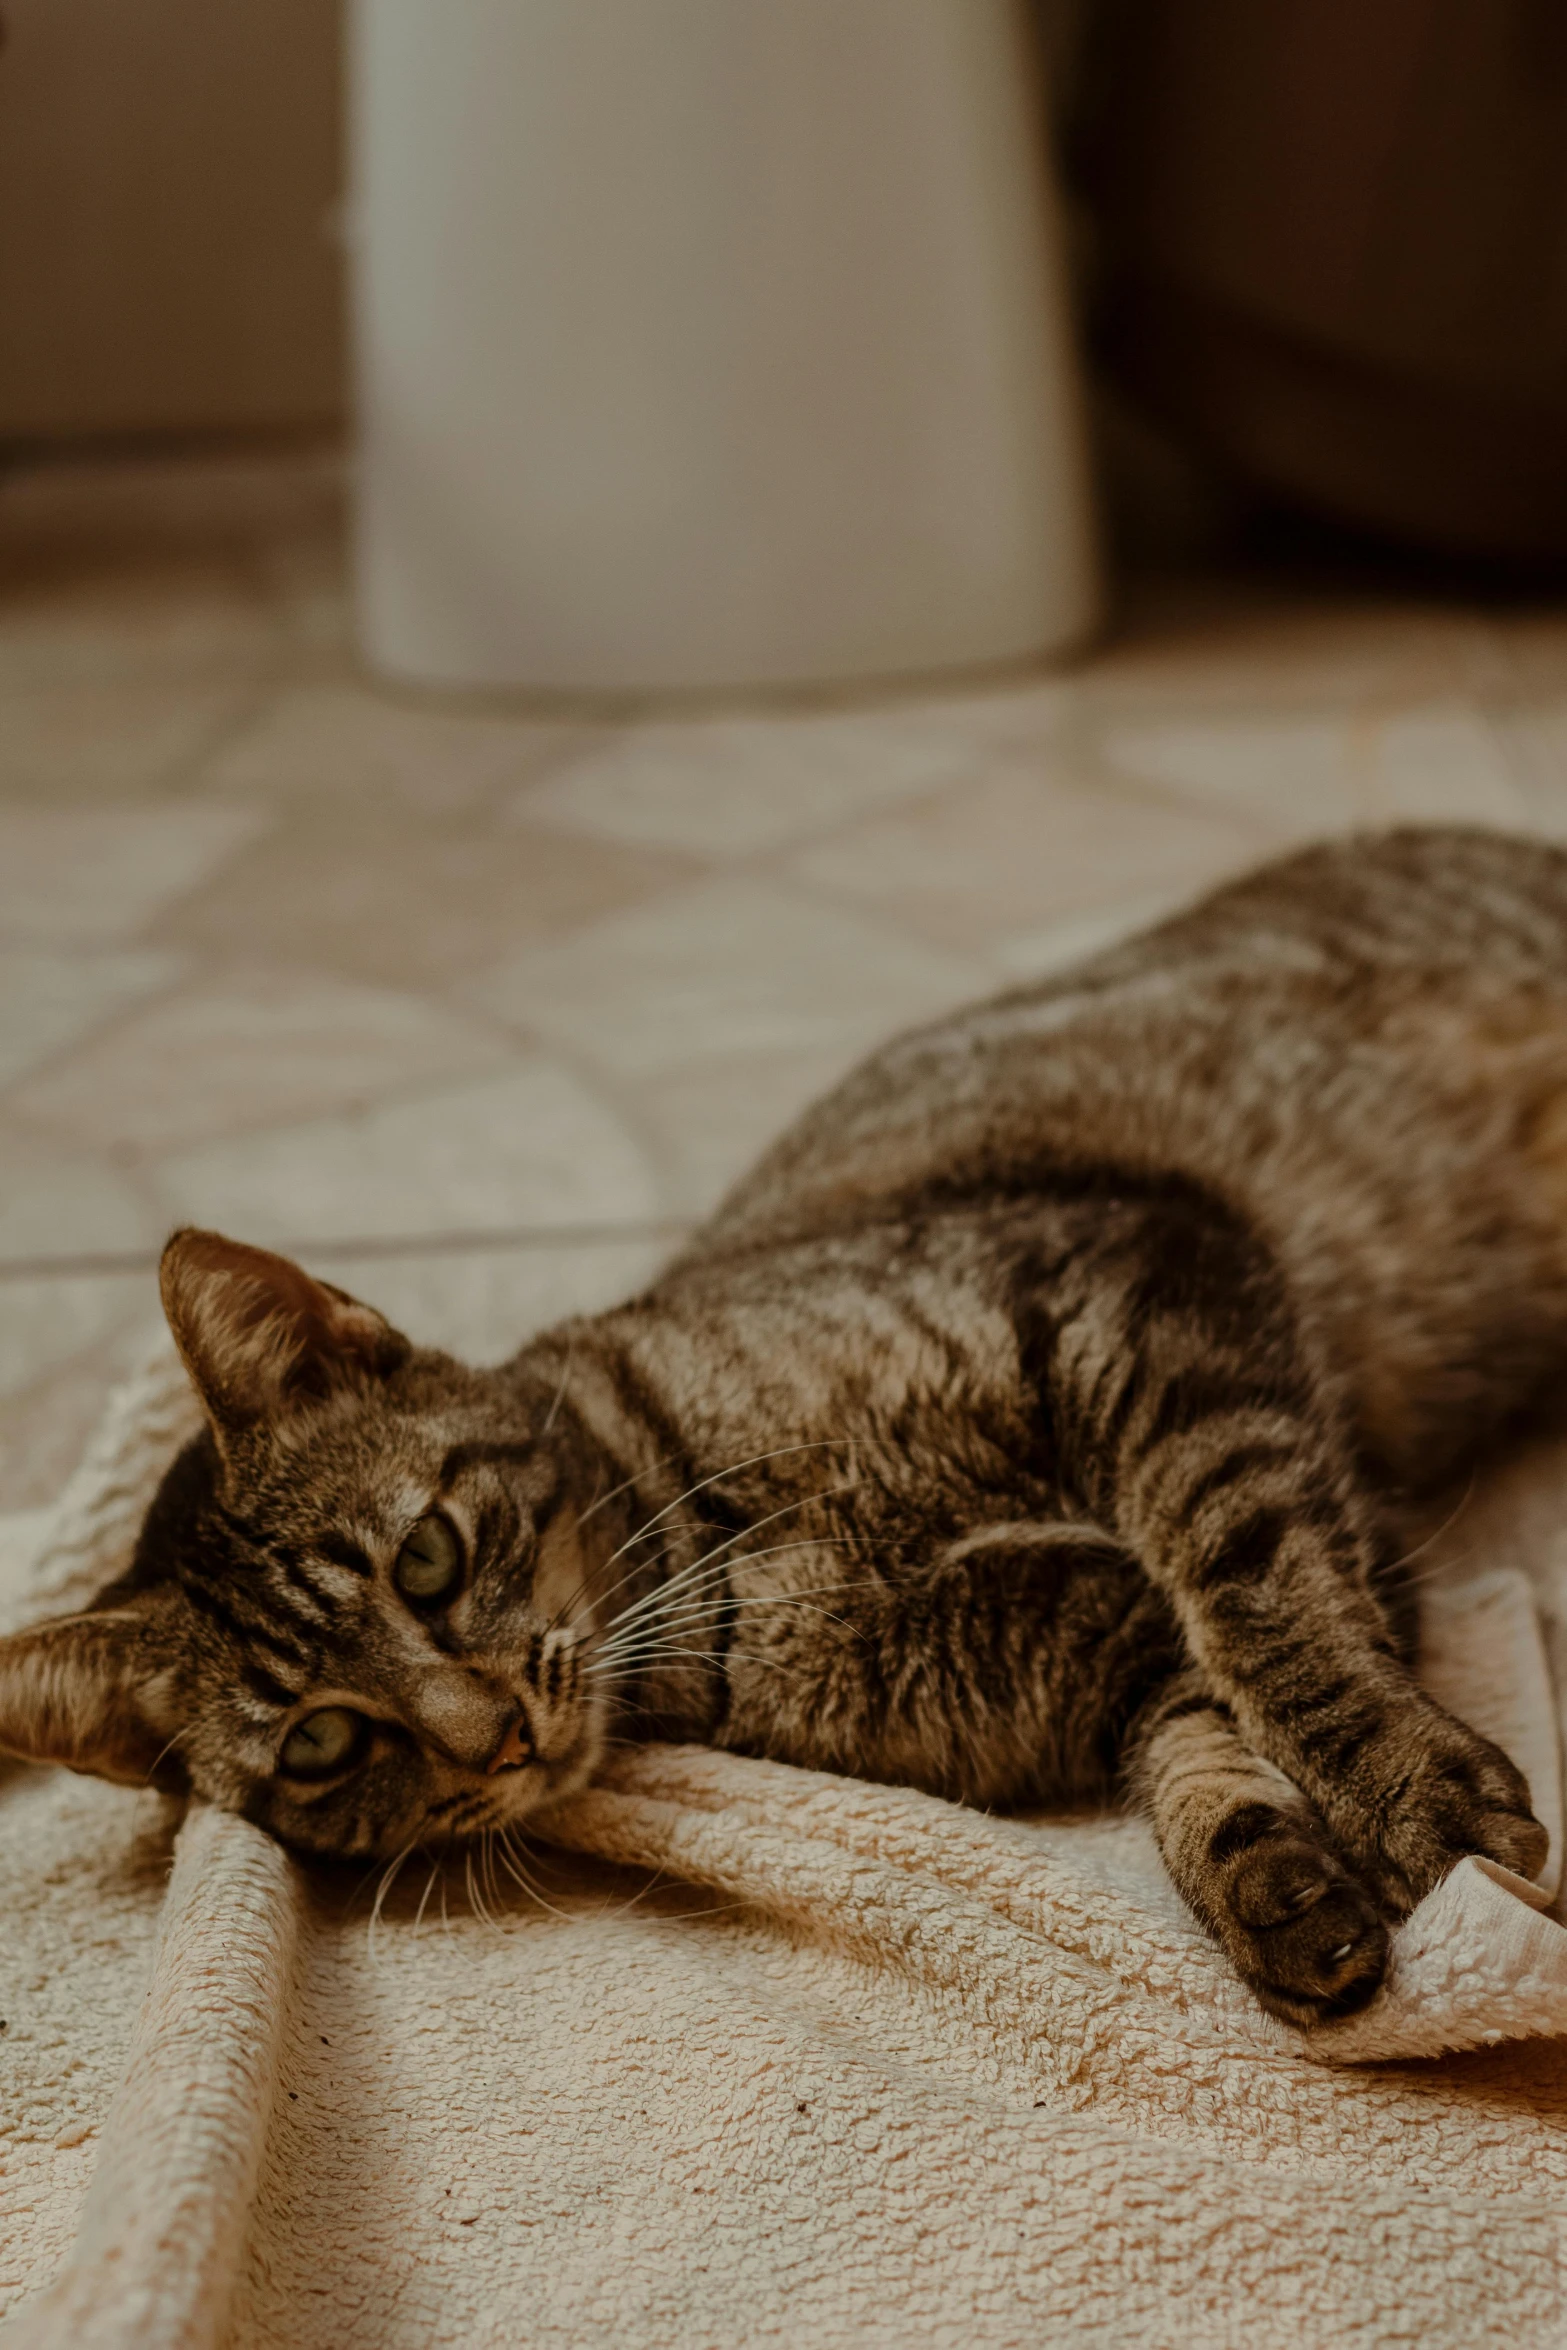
<box><xmin>279</xmin><ymin>1706</ymin><xmax>366</xmax><ymax>1780</ymax></box>
<box><xmin>394</xmin><ymin>1513</ymin><xmax>462</xmax><ymax>1604</ymax></box>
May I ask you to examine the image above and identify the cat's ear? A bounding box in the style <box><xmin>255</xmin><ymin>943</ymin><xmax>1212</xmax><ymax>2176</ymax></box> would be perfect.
<box><xmin>160</xmin><ymin>1228</ymin><xmax>410</xmax><ymax>1438</ymax></box>
<box><xmin>0</xmin><ymin>1607</ymin><xmax>187</xmax><ymax>1789</ymax></box>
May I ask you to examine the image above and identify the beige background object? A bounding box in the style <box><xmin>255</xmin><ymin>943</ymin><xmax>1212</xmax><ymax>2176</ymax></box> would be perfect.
<box><xmin>0</xmin><ymin>0</ymin><xmax>343</xmax><ymax>442</ymax></box>
<box><xmin>352</xmin><ymin>0</ymin><xmax>1101</xmax><ymax>693</ymax></box>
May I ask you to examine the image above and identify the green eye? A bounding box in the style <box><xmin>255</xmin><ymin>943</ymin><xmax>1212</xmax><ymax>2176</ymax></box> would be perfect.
<box><xmin>279</xmin><ymin>1706</ymin><xmax>365</xmax><ymax>1779</ymax></box>
<box><xmin>394</xmin><ymin>1513</ymin><xmax>462</xmax><ymax>1603</ymax></box>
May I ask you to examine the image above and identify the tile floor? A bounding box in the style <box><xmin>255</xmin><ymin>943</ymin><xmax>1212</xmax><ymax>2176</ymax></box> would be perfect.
<box><xmin>4</xmin><ymin>446</ymin><xmax>1567</xmax><ymax>1505</ymax></box>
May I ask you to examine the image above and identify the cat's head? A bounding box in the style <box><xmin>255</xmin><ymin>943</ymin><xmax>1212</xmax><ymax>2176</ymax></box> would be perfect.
<box><xmin>0</xmin><ymin>1231</ymin><xmax>613</xmax><ymax>1858</ymax></box>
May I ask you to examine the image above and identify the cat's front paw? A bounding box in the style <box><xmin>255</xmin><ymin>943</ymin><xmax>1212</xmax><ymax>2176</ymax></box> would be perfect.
<box><xmin>1335</xmin><ymin>1704</ymin><xmax>1548</xmax><ymax>1912</ymax></box>
<box><xmin>1209</xmin><ymin>1815</ymin><xmax>1388</xmax><ymax>2026</ymax></box>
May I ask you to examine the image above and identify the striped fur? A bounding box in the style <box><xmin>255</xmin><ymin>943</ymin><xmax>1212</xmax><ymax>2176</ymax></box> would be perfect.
<box><xmin>6</xmin><ymin>824</ymin><xmax>1567</xmax><ymax>2020</ymax></box>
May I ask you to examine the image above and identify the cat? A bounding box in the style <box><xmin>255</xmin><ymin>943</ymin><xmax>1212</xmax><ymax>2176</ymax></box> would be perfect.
<box><xmin>1</xmin><ymin>823</ymin><xmax>1560</xmax><ymax>2025</ymax></box>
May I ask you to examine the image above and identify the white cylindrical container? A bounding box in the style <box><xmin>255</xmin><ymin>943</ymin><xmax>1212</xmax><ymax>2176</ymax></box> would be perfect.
<box><xmin>350</xmin><ymin>0</ymin><xmax>1101</xmax><ymax>695</ymax></box>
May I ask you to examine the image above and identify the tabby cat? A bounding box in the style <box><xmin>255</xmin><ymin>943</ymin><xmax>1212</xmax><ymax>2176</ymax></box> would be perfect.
<box><xmin>3</xmin><ymin>826</ymin><xmax>1560</xmax><ymax>2024</ymax></box>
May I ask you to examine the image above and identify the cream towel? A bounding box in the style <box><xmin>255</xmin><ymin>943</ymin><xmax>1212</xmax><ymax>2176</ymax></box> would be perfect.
<box><xmin>4</xmin><ymin>1341</ymin><xmax>1567</xmax><ymax>2349</ymax></box>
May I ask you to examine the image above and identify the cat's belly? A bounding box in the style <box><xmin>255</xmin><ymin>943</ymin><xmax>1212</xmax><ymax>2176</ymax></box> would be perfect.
<box><xmin>1269</xmin><ymin>986</ymin><xmax>1567</xmax><ymax>1487</ymax></box>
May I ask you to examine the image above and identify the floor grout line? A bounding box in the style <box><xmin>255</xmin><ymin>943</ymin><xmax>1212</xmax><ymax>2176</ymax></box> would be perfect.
<box><xmin>0</xmin><ymin>1219</ymin><xmax>696</xmax><ymax>1283</ymax></box>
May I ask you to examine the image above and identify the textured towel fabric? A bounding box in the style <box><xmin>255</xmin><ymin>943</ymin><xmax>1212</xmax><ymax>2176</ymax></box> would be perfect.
<box><xmin>3</xmin><ymin>1341</ymin><xmax>1567</xmax><ymax>2348</ymax></box>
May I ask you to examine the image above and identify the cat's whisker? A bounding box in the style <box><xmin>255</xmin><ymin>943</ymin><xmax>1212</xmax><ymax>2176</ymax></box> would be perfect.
<box><xmin>486</xmin><ymin>1826</ymin><xmax>517</xmax><ymax>1925</ymax></box>
<box><xmin>584</xmin><ymin>1856</ymin><xmax>675</xmax><ymax>1927</ymax></box>
<box><xmin>413</xmin><ymin>1857</ymin><xmax>443</xmax><ymax>1935</ymax></box>
<box><xmin>603</xmin><ymin>1571</ymin><xmax>859</xmax><ymax>1639</ymax></box>
<box><xmin>673</xmin><ymin>1495</ymin><xmax>860</xmax><ymax>1583</ymax></box>
<box><xmin>590</xmin><ymin>1586</ymin><xmax>861</xmax><ymax>1680</ymax></box>
<box><xmin>487</xmin><ymin>1828</ymin><xmax>513</xmax><ymax>1922</ymax></box>
<box><xmin>1393</xmin><ymin>1541</ymin><xmax>1485</xmax><ymax>1594</ymax></box>
<box><xmin>541</xmin><ymin>1509</ymin><xmax>713</xmax><ymax>1649</ymax></box>
<box><xmin>601</xmin><ymin>1490</ymin><xmax>863</xmax><ymax>1635</ymax></box>
<box><xmin>1381</xmin><ymin>1476</ymin><xmax>1481</xmax><ymax>1586</ymax></box>
<box><xmin>575</xmin><ymin>1447</ymin><xmax>688</xmax><ymax>1533</ymax></box>
<box><xmin>140</xmin><ymin>1727</ymin><xmax>189</xmax><ymax>1785</ymax></box>
<box><xmin>589</xmin><ymin>1658</ymin><xmax>798</xmax><ymax>1685</ymax></box>
<box><xmin>345</xmin><ymin>1843</ymin><xmax>398</xmax><ymax>1922</ymax></box>
<box><xmin>600</xmin><ymin>1532</ymin><xmax>818</xmax><ymax>1626</ymax></box>
<box><xmin>366</xmin><ymin>1841</ymin><xmax>416</xmax><ymax>1964</ymax></box>
<box><xmin>592</xmin><ymin>1552</ymin><xmax>859</xmax><ymax>1664</ymax></box>
<box><xmin>676</xmin><ymin>1485</ymin><xmax>869</xmax><ymax>1578</ymax></box>
<box><xmin>575</xmin><ymin>1433</ymin><xmax>890</xmax><ymax>1548</ymax></box>
<box><xmin>649</xmin><ymin>1898</ymin><xmax>756</xmax><ymax>1925</ymax></box>
<box><xmin>540</xmin><ymin>1522</ymin><xmax>688</xmax><ymax>1645</ymax></box>
<box><xmin>552</xmin><ymin>1470</ymin><xmax>866</xmax><ymax>1658</ymax></box>
<box><xmin>557</xmin><ymin>1525</ymin><xmax>704</xmax><ymax>1641</ymax></box>
<box><xmin>596</xmin><ymin>1521</ymin><xmax>853</xmax><ymax>1657</ymax></box>
<box><xmin>590</xmin><ymin>1566</ymin><xmax>746</xmax><ymax>1658</ymax></box>
<box><xmin>540</xmin><ymin>1497</ymin><xmax>691</xmax><ymax>1637</ymax></box>
<box><xmin>588</xmin><ymin>1647</ymin><xmax>811</xmax><ymax>1686</ymax></box>
<box><xmin>539</xmin><ymin>1342</ymin><xmax>574</xmax><ymax>1439</ymax></box>
<box><xmin>495</xmin><ymin>1829</ymin><xmax>575</xmax><ymax>1921</ymax></box>
<box><xmin>722</xmin><ymin>1589</ymin><xmax>863</xmax><ymax>1635</ymax></box>
<box><xmin>1379</xmin><ymin>1507</ymin><xmax>1487</xmax><ymax>1596</ymax></box>
<box><xmin>463</xmin><ymin>1844</ymin><xmax>503</xmax><ymax>1936</ymax></box>
<box><xmin>592</xmin><ymin>1444</ymin><xmax>870</xmax><ymax>1585</ymax></box>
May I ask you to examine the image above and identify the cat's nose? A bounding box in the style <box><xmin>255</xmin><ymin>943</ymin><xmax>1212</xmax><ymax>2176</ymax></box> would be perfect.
<box><xmin>485</xmin><ymin>1710</ymin><xmax>533</xmax><ymax>1774</ymax></box>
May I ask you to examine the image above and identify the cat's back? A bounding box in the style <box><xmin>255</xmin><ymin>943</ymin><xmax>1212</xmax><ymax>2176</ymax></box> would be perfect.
<box><xmin>694</xmin><ymin>825</ymin><xmax>1567</xmax><ymax>1264</ymax></box>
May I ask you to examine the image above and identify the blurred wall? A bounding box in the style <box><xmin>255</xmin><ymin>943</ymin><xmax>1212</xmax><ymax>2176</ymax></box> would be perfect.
<box><xmin>1076</xmin><ymin>0</ymin><xmax>1567</xmax><ymax>559</ymax></box>
<box><xmin>0</xmin><ymin>0</ymin><xmax>345</xmax><ymax>443</ymax></box>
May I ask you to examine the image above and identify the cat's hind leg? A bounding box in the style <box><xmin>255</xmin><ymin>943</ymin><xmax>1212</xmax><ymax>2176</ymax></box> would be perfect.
<box><xmin>1132</xmin><ymin>1674</ymin><xmax>1388</xmax><ymax>2025</ymax></box>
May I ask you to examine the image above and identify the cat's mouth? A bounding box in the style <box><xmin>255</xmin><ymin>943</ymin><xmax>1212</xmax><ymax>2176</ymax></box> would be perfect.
<box><xmin>480</xmin><ymin>1713</ymin><xmax>604</xmax><ymax>1825</ymax></box>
